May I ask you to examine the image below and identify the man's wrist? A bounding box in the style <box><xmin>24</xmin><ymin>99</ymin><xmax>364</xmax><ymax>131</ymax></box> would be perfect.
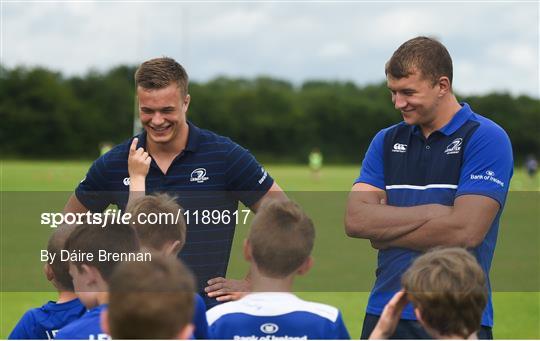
<box><xmin>130</xmin><ymin>175</ymin><xmax>146</xmax><ymax>182</ymax></box>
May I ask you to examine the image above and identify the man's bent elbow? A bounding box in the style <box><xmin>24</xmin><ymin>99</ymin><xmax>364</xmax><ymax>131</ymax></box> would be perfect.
<box><xmin>462</xmin><ymin>233</ymin><xmax>485</xmax><ymax>248</ymax></box>
<box><xmin>448</xmin><ymin>225</ymin><xmax>486</xmax><ymax>249</ymax></box>
<box><xmin>344</xmin><ymin>214</ymin><xmax>370</xmax><ymax>239</ymax></box>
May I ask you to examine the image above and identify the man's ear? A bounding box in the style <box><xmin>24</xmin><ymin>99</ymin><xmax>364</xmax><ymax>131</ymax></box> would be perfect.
<box><xmin>183</xmin><ymin>94</ymin><xmax>191</xmax><ymax>111</ymax></box>
<box><xmin>177</xmin><ymin>323</ymin><xmax>195</xmax><ymax>340</ymax></box>
<box><xmin>81</xmin><ymin>264</ymin><xmax>101</xmax><ymax>287</ymax></box>
<box><xmin>243</xmin><ymin>239</ymin><xmax>252</xmax><ymax>262</ymax></box>
<box><xmin>165</xmin><ymin>240</ymin><xmax>182</xmax><ymax>256</ymax></box>
<box><xmin>296</xmin><ymin>256</ymin><xmax>314</xmax><ymax>276</ymax></box>
<box><xmin>44</xmin><ymin>263</ymin><xmax>54</xmax><ymax>282</ymax></box>
<box><xmin>437</xmin><ymin>76</ymin><xmax>451</xmax><ymax>96</ymax></box>
<box><xmin>100</xmin><ymin>309</ymin><xmax>110</xmax><ymax>336</ymax></box>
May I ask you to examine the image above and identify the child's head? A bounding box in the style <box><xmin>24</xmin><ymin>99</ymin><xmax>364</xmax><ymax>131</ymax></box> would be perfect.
<box><xmin>103</xmin><ymin>254</ymin><xmax>195</xmax><ymax>339</ymax></box>
<box><xmin>246</xmin><ymin>200</ymin><xmax>315</xmax><ymax>278</ymax></box>
<box><xmin>65</xmin><ymin>222</ymin><xmax>140</xmax><ymax>308</ymax></box>
<box><xmin>127</xmin><ymin>193</ymin><xmax>186</xmax><ymax>255</ymax></box>
<box><xmin>44</xmin><ymin>225</ymin><xmax>76</xmax><ymax>292</ymax></box>
<box><xmin>401</xmin><ymin>247</ymin><xmax>488</xmax><ymax>339</ymax></box>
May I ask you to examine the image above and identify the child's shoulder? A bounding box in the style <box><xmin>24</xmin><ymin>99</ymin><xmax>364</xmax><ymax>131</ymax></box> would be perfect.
<box><xmin>207</xmin><ymin>293</ymin><xmax>341</xmax><ymax>324</ymax></box>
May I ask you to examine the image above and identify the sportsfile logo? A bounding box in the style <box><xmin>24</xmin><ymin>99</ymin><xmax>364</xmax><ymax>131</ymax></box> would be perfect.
<box><xmin>470</xmin><ymin>170</ymin><xmax>504</xmax><ymax>187</ymax></box>
<box><xmin>190</xmin><ymin>168</ymin><xmax>209</xmax><ymax>183</ymax></box>
<box><xmin>445</xmin><ymin>138</ymin><xmax>463</xmax><ymax>155</ymax></box>
<box><xmin>392</xmin><ymin>143</ymin><xmax>407</xmax><ymax>153</ymax></box>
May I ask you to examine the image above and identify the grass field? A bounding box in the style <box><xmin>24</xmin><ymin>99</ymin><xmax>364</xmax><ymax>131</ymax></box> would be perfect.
<box><xmin>1</xmin><ymin>160</ymin><xmax>539</xmax><ymax>338</ymax></box>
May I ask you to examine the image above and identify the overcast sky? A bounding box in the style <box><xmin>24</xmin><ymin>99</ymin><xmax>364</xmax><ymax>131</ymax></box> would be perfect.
<box><xmin>2</xmin><ymin>1</ymin><xmax>539</xmax><ymax>97</ymax></box>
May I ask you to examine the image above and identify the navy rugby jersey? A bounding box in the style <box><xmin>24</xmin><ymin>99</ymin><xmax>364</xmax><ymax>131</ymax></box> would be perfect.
<box><xmin>75</xmin><ymin>122</ymin><xmax>274</xmax><ymax>305</ymax></box>
<box><xmin>355</xmin><ymin>103</ymin><xmax>513</xmax><ymax>327</ymax></box>
<box><xmin>207</xmin><ymin>293</ymin><xmax>351</xmax><ymax>339</ymax></box>
<box><xmin>54</xmin><ymin>304</ymin><xmax>108</xmax><ymax>340</ymax></box>
<box><xmin>8</xmin><ymin>298</ymin><xmax>85</xmax><ymax>340</ymax></box>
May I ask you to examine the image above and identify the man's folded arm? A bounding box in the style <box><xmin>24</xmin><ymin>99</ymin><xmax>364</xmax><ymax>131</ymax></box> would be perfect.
<box><xmin>344</xmin><ymin>182</ymin><xmax>452</xmax><ymax>241</ymax></box>
<box><xmin>372</xmin><ymin>194</ymin><xmax>499</xmax><ymax>251</ymax></box>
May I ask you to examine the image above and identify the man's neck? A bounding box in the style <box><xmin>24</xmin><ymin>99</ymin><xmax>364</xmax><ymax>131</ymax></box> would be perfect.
<box><xmin>56</xmin><ymin>291</ymin><xmax>78</xmax><ymax>304</ymax></box>
<box><xmin>421</xmin><ymin>95</ymin><xmax>462</xmax><ymax>138</ymax></box>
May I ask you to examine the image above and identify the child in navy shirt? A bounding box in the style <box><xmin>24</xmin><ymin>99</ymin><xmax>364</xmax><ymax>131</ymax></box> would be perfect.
<box><xmin>9</xmin><ymin>225</ymin><xmax>85</xmax><ymax>340</ymax></box>
<box><xmin>54</xmin><ymin>222</ymin><xmax>140</xmax><ymax>340</ymax></box>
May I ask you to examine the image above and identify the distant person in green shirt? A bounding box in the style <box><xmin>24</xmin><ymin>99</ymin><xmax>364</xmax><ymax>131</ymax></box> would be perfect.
<box><xmin>309</xmin><ymin>147</ymin><xmax>323</xmax><ymax>181</ymax></box>
<box><xmin>99</xmin><ymin>142</ymin><xmax>113</xmax><ymax>156</ymax></box>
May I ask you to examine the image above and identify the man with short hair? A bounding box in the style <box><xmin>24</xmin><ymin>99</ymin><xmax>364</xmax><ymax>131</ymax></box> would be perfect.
<box><xmin>345</xmin><ymin>36</ymin><xmax>513</xmax><ymax>339</ymax></box>
<box><xmin>207</xmin><ymin>200</ymin><xmax>350</xmax><ymax>339</ymax></box>
<box><xmin>369</xmin><ymin>247</ymin><xmax>488</xmax><ymax>339</ymax></box>
<box><xmin>63</xmin><ymin>57</ymin><xmax>287</xmax><ymax>306</ymax></box>
<box><xmin>102</xmin><ymin>255</ymin><xmax>196</xmax><ymax>340</ymax></box>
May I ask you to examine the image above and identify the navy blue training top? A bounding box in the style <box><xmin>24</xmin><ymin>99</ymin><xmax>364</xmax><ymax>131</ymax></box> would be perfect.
<box><xmin>8</xmin><ymin>298</ymin><xmax>86</xmax><ymax>340</ymax></box>
<box><xmin>75</xmin><ymin>122</ymin><xmax>274</xmax><ymax>306</ymax></box>
<box><xmin>355</xmin><ymin>103</ymin><xmax>513</xmax><ymax>327</ymax></box>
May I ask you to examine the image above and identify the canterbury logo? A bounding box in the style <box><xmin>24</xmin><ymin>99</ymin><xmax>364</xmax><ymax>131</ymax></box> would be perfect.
<box><xmin>392</xmin><ymin>143</ymin><xmax>407</xmax><ymax>153</ymax></box>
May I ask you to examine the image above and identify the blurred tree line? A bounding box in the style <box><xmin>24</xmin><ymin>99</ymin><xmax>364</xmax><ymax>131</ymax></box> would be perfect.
<box><xmin>1</xmin><ymin>65</ymin><xmax>538</xmax><ymax>164</ymax></box>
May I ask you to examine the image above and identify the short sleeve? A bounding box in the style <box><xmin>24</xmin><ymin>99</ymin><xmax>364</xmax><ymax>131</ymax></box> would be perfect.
<box><xmin>225</xmin><ymin>142</ymin><xmax>274</xmax><ymax>207</ymax></box>
<box><xmin>334</xmin><ymin>311</ymin><xmax>351</xmax><ymax>340</ymax></box>
<box><xmin>8</xmin><ymin>310</ymin><xmax>36</xmax><ymax>339</ymax></box>
<box><xmin>75</xmin><ymin>155</ymin><xmax>113</xmax><ymax>212</ymax></box>
<box><xmin>455</xmin><ymin>121</ymin><xmax>513</xmax><ymax>207</ymax></box>
<box><xmin>192</xmin><ymin>294</ymin><xmax>209</xmax><ymax>340</ymax></box>
<box><xmin>354</xmin><ymin>129</ymin><xmax>386</xmax><ymax>189</ymax></box>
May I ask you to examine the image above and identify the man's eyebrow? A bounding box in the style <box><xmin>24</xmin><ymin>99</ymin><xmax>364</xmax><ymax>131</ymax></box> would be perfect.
<box><xmin>140</xmin><ymin>106</ymin><xmax>175</xmax><ymax>111</ymax></box>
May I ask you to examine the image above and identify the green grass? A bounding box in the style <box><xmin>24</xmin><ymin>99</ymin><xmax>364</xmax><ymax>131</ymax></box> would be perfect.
<box><xmin>1</xmin><ymin>160</ymin><xmax>539</xmax><ymax>338</ymax></box>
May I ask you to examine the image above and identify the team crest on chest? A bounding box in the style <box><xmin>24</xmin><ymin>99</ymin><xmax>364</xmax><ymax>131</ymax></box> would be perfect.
<box><xmin>445</xmin><ymin>138</ymin><xmax>463</xmax><ymax>155</ymax></box>
<box><xmin>190</xmin><ymin>168</ymin><xmax>209</xmax><ymax>183</ymax></box>
<box><xmin>260</xmin><ymin>323</ymin><xmax>279</xmax><ymax>334</ymax></box>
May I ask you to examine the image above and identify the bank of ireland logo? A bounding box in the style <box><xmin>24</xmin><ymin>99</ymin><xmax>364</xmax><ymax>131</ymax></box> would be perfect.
<box><xmin>123</xmin><ymin>177</ymin><xmax>130</xmax><ymax>186</ymax></box>
<box><xmin>392</xmin><ymin>143</ymin><xmax>407</xmax><ymax>153</ymax></box>
<box><xmin>486</xmin><ymin>170</ymin><xmax>495</xmax><ymax>177</ymax></box>
<box><xmin>445</xmin><ymin>138</ymin><xmax>463</xmax><ymax>155</ymax></box>
<box><xmin>190</xmin><ymin>168</ymin><xmax>209</xmax><ymax>183</ymax></box>
<box><xmin>260</xmin><ymin>323</ymin><xmax>279</xmax><ymax>334</ymax></box>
